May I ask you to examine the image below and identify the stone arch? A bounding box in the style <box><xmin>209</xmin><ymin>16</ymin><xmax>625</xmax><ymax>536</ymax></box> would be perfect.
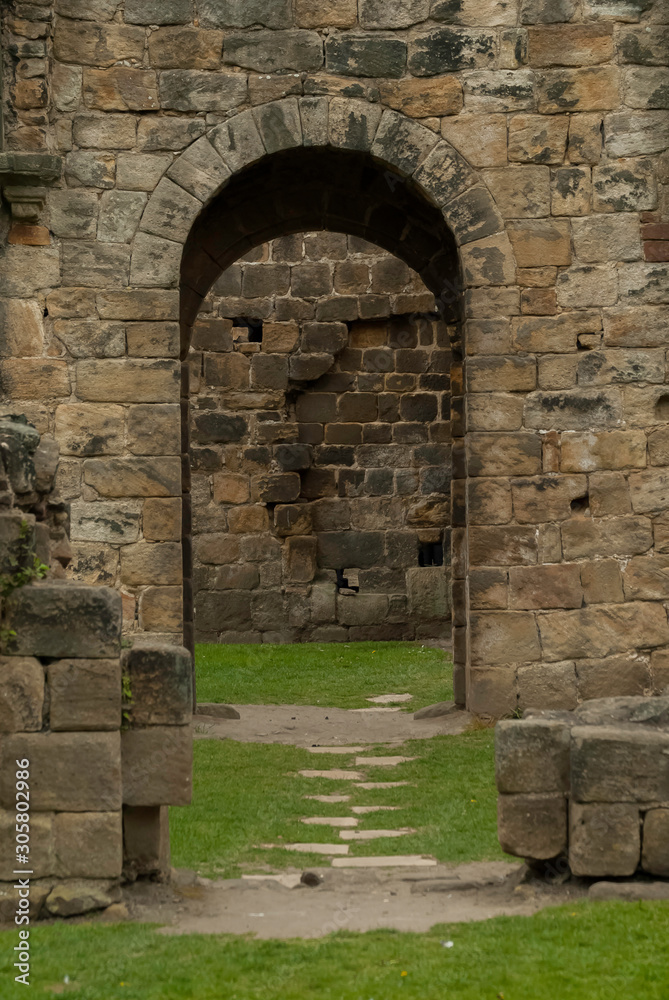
<box><xmin>128</xmin><ymin>96</ymin><xmax>518</xmax><ymax>710</ymax></box>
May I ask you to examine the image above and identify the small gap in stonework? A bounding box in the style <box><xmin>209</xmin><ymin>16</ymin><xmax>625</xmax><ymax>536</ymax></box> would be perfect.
<box><xmin>336</xmin><ymin>568</ymin><xmax>360</xmax><ymax>594</ymax></box>
<box><xmin>418</xmin><ymin>542</ymin><xmax>443</xmax><ymax>567</ymax></box>
<box><xmin>570</xmin><ymin>494</ymin><xmax>590</xmax><ymax>515</ymax></box>
<box><xmin>233</xmin><ymin>317</ymin><xmax>263</xmax><ymax>343</ymax></box>
<box><xmin>656</xmin><ymin>394</ymin><xmax>669</xmax><ymax>420</ymax></box>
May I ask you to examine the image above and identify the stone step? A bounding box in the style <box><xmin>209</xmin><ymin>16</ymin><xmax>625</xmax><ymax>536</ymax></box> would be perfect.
<box><xmin>301</xmin><ymin>817</ymin><xmax>358</xmax><ymax>827</ymax></box>
<box><xmin>299</xmin><ymin>769</ymin><xmax>364</xmax><ymax>780</ymax></box>
<box><xmin>350</xmin><ymin>707</ymin><xmax>402</xmax><ymax>713</ymax></box>
<box><xmin>351</xmin><ymin>805</ymin><xmax>402</xmax><ymax>814</ymax></box>
<box><xmin>366</xmin><ymin>694</ymin><xmax>413</xmax><ymax>704</ymax></box>
<box><xmin>340</xmin><ymin>828</ymin><xmax>415</xmax><ymax>841</ymax></box>
<box><xmin>280</xmin><ymin>843</ymin><xmax>350</xmax><ymax>855</ymax></box>
<box><xmin>331</xmin><ymin>855</ymin><xmax>437</xmax><ymax>868</ymax></box>
<box><xmin>306</xmin><ymin>746</ymin><xmax>365</xmax><ymax>754</ymax></box>
<box><xmin>355</xmin><ymin>781</ymin><xmax>412</xmax><ymax>790</ymax></box>
<box><xmin>304</xmin><ymin>794</ymin><xmax>351</xmax><ymax>803</ymax></box>
<box><xmin>355</xmin><ymin>756</ymin><xmax>416</xmax><ymax>766</ymax></box>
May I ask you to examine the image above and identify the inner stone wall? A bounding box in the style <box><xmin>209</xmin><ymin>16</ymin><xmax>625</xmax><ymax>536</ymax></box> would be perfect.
<box><xmin>190</xmin><ymin>233</ymin><xmax>452</xmax><ymax>643</ymax></box>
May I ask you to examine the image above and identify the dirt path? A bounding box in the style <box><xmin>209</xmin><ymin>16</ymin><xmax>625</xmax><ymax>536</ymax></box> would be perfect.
<box><xmin>119</xmin><ymin>862</ymin><xmax>586</xmax><ymax>939</ymax></box>
<box><xmin>194</xmin><ymin>701</ymin><xmax>472</xmax><ymax>747</ymax></box>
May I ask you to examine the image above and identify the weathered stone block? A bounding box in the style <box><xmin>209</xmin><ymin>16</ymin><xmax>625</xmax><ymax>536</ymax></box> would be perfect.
<box><xmin>0</xmin><ymin>809</ymin><xmax>53</xmax><ymax>881</ymax></box>
<box><xmin>83</xmin><ymin>67</ymin><xmax>158</xmax><ymax>112</ymax></box>
<box><xmin>258</xmin><ymin>473</ymin><xmax>301</xmax><ymax>503</ymax></box>
<box><xmin>496</xmin><ymin>718</ymin><xmax>570</xmax><ymax>794</ymax></box>
<box><xmin>523</xmin><ymin>388</ymin><xmax>623</xmax><ymax>430</ymax></box>
<box><xmin>54</xmin><ymin>319</ymin><xmax>125</xmax><ymax>358</ymax></box>
<box><xmin>138</xmin><ymin>586</ymin><xmax>182</xmax><ymax>632</ymax></box>
<box><xmin>70</xmin><ymin>501</ymin><xmax>142</xmax><ymax>545</ymax></box>
<box><xmin>121</xmin><ymin>644</ymin><xmax>192</xmax><ymax>726</ymax></box>
<box><xmin>200</xmin><ymin>0</ymin><xmax>292</xmax><ymax>28</ymax></box>
<box><xmin>570</xmin><ymin>801</ymin><xmax>640</xmax><ymax>877</ymax></box>
<box><xmin>284</xmin><ymin>535</ymin><xmax>318</xmax><ymax>583</ymax></box>
<box><xmin>0</xmin><ymin>657</ymin><xmax>44</xmax><ymax>732</ymax></box>
<box><xmin>62</xmin><ymin>241</ymin><xmax>131</xmax><ymax>288</ymax></box>
<box><xmin>468</xmin><ymin>432</ymin><xmax>542</xmax><ymax>477</ymax></box>
<box><xmin>498</xmin><ymin>793</ymin><xmax>568</xmax><ymax>859</ymax></box>
<box><xmin>466</xmin><ymin>394</ymin><xmax>524</xmax><ymax>433</ymax></box>
<box><xmin>379</xmin><ymin>76</ymin><xmax>463</xmax><ymax>118</ymax></box>
<box><xmin>470</xmin><ymin>611</ymin><xmax>541</xmax><ymax>666</ymax></box>
<box><xmin>149</xmin><ymin>26</ymin><xmax>223</xmax><ymax>69</ymax></box>
<box><xmin>642</xmin><ymin>808</ymin><xmax>669</xmax><ymax>877</ymax></box>
<box><xmin>572</xmin><ymin>214</ymin><xmax>642</xmax><ymax>263</ymax></box>
<box><xmin>580</xmin><ymin>559</ymin><xmax>624</xmax><ymax>605</ymax></box>
<box><xmin>509</xmin><ymin>564</ymin><xmax>582</xmax><ymax>610</ymax></box>
<box><xmin>406</xmin><ymin>566</ymin><xmax>449</xmax><ymax>620</ymax></box>
<box><xmin>0</xmin><ymin>731</ymin><xmax>121</xmax><ymax>811</ymax></box>
<box><xmin>577</xmin><ymin>653</ymin><xmax>650</xmax><ymax>700</ymax></box>
<box><xmin>562</xmin><ymin>516</ymin><xmax>652</xmax><ymax>560</ymax></box>
<box><xmin>482</xmin><ymin>165</ymin><xmax>550</xmax><ymax>218</ymax></box>
<box><xmin>1</xmin><ymin>359</ymin><xmax>70</xmax><ymax>401</ymax></box>
<box><xmin>83</xmin><ymin>457</ymin><xmax>181</xmax><ymax>498</ymax></box>
<box><xmin>409</xmin><ymin>28</ymin><xmax>497</xmax><ymax>76</ymax></box>
<box><xmin>560</xmin><ymin>429</ymin><xmax>647</xmax><ymax>473</ymax></box>
<box><xmin>629</xmin><ymin>468</ymin><xmax>669</xmax><ymax>514</ymax></box>
<box><xmin>507</xmin><ymin>114</ymin><xmax>569</xmax><ymax>167</ymax></box>
<box><xmin>466</xmin><ymin>357</ymin><xmax>536</xmax><ymax>393</ymax></box>
<box><xmin>214</xmin><ymin>564</ymin><xmax>259</xmax><ymax>590</ymax></box>
<box><xmin>122</xmin><ymin>725</ymin><xmax>192</xmax><ymax>804</ymax></box>
<box><xmin>44</xmin><ymin>879</ymin><xmax>121</xmax><ymax>918</ymax></box>
<box><xmin>54</xmin><ymin>812</ymin><xmax>122</xmax><ymax>878</ymax></box>
<box><xmin>337</xmin><ymin>593</ymin><xmax>389</xmax><ymax>626</ymax></box>
<box><xmin>469</xmin><ymin>524</ymin><xmax>537</xmax><ymax>565</ymax></box>
<box><xmin>325</xmin><ymin>34</ymin><xmax>406</xmax><ymax>78</ymax></box>
<box><xmin>507</xmin><ymin>219</ymin><xmax>571</xmax><ymax>267</ymax></box>
<box><xmin>53</xmin><ymin>20</ymin><xmax>145</xmax><ymax>67</ymax></box>
<box><xmin>120</xmin><ymin>541</ymin><xmax>182</xmax><ymax>588</ymax></box>
<box><xmin>138</xmin><ymin>116</ymin><xmax>206</xmax><ymax>153</ymax></box>
<box><xmin>0</xmin><ymin>298</ymin><xmax>44</xmax><ymax>358</ymax></box>
<box><xmin>6</xmin><ymin>584</ymin><xmax>121</xmax><ymax>659</ymax></box>
<box><xmin>48</xmin><ymin>658</ymin><xmax>121</xmax><ymax>731</ymax></box>
<box><xmin>539</xmin><ymin>603</ymin><xmax>669</xmax><ymax>662</ymax></box>
<box><xmin>225</xmin><ymin>29</ymin><xmax>322</xmax><ymax>73</ymax></box>
<box><xmin>159</xmin><ymin>69</ymin><xmax>247</xmax><ymax>113</ymax></box>
<box><xmin>462</xmin><ymin>69</ymin><xmax>535</xmax><ymax>112</ymax></box>
<box><xmin>128</xmin><ymin>403</ymin><xmax>180</xmax><ymax>456</ymax></box>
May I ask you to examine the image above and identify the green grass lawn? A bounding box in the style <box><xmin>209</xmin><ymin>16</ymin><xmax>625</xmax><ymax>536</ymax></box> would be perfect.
<box><xmin>195</xmin><ymin>641</ymin><xmax>453</xmax><ymax>710</ymax></box>
<box><xmin>170</xmin><ymin>730</ymin><xmax>505</xmax><ymax>877</ymax></box>
<box><xmin>5</xmin><ymin>902</ymin><xmax>669</xmax><ymax>999</ymax></box>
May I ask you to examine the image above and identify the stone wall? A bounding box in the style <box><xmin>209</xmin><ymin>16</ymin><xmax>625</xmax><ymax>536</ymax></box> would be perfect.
<box><xmin>0</xmin><ymin>0</ymin><xmax>666</xmax><ymax>713</ymax></box>
<box><xmin>0</xmin><ymin>416</ymin><xmax>192</xmax><ymax>918</ymax></box>
<box><xmin>496</xmin><ymin>696</ymin><xmax>669</xmax><ymax>877</ymax></box>
<box><xmin>190</xmin><ymin>233</ymin><xmax>452</xmax><ymax>643</ymax></box>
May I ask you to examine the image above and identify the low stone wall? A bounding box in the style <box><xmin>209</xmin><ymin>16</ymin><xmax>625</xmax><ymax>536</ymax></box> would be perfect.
<box><xmin>496</xmin><ymin>696</ymin><xmax>669</xmax><ymax>878</ymax></box>
<box><xmin>0</xmin><ymin>416</ymin><xmax>192</xmax><ymax>919</ymax></box>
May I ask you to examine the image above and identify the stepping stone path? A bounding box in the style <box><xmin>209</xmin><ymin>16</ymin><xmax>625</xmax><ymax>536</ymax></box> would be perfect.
<box><xmin>273</xmin><ymin>743</ymin><xmax>436</xmax><ymax>870</ymax></box>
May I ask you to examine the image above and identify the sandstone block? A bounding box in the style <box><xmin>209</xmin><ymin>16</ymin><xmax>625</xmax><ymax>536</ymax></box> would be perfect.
<box><xmin>121</xmin><ymin>644</ymin><xmax>192</xmax><ymax>726</ymax></box>
<box><xmin>258</xmin><ymin>473</ymin><xmax>301</xmax><ymax>503</ymax></box>
<box><xmin>325</xmin><ymin>35</ymin><xmax>406</xmax><ymax>79</ymax></box>
<box><xmin>441</xmin><ymin>113</ymin><xmax>507</xmax><ymax>167</ymax></box>
<box><xmin>539</xmin><ymin>603</ymin><xmax>669</xmax><ymax>662</ymax></box>
<box><xmin>44</xmin><ymin>879</ymin><xmax>121</xmax><ymax>917</ymax></box>
<box><xmin>139</xmin><ymin>176</ymin><xmax>201</xmax><ymax>244</ymax></box>
<box><xmin>213</xmin><ymin>472</ymin><xmax>250</xmax><ymax>504</ymax></box>
<box><xmin>627</xmin><ymin>465</ymin><xmax>669</xmax><ymax>513</ymax></box>
<box><xmin>98</xmin><ymin>190</ymin><xmax>147</xmax><ymax>244</ymax></box>
<box><xmin>6</xmin><ymin>584</ymin><xmax>121</xmax><ymax>659</ymax></box>
<box><xmin>524</xmin><ymin>388</ymin><xmax>623</xmax><ymax>430</ymax></box>
<box><xmin>274</xmin><ymin>504</ymin><xmax>312</xmax><ymax>537</ymax></box>
<box><xmin>1</xmin><ymin>359</ymin><xmax>70</xmax><ymax>401</ymax></box>
<box><xmin>318</xmin><ymin>530</ymin><xmax>384</xmax><ymax>568</ymax></box>
<box><xmin>466</xmin><ymin>356</ymin><xmax>536</xmax><ymax>393</ymax></box>
<box><xmin>0</xmin><ymin>810</ymin><xmax>53</xmax><ymax>881</ymax></box>
<box><xmin>507</xmin><ymin>113</ymin><xmax>568</xmax><ymax>164</ymax></box>
<box><xmin>572</xmin><ymin>214</ymin><xmax>642</xmax><ymax>263</ymax></box>
<box><xmin>97</xmin><ymin>289</ymin><xmax>179</xmax><ymax>321</ymax></box>
<box><xmin>406</xmin><ymin>566</ymin><xmax>449</xmax><ymax>621</ymax></box>
<box><xmin>159</xmin><ymin>69</ymin><xmax>247</xmax><ymax>113</ymax></box>
<box><xmin>193</xmin><ymin>533</ymin><xmax>240</xmax><ymax>565</ymax></box>
<box><xmin>83</xmin><ymin>67</ymin><xmax>158</xmax><ymax>112</ymax></box>
<box><xmin>466</xmin><ymin>394</ymin><xmax>524</xmax><ymax>433</ymax></box>
<box><xmin>461</xmin><ymin>232</ymin><xmax>517</xmax><ymax>286</ymax></box>
<box><xmin>284</xmin><ymin>536</ymin><xmax>318</xmax><ymax>583</ymax></box>
<box><xmin>295</xmin><ymin>0</ymin><xmax>357</xmax><ymax>27</ymax></box>
<box><xmin>116</xmin><ymin>152</ymin><xmax>171</xmax><ymax>191</ymax></box>
<box><xmin>561</xmin><ymin>516</ymin><xmax>652</xmax><ymax>559</ymax></box>
<box><xmin>195</xmin><ymin>589</ymin><xmax>252</xmax><ymax>630</ymax></box>
<box><xmin>469</xmin><ymin>524</ymin><xmax>537</xmax><ymax>565</ymax></box>
<box><xmin>0</xmin><ymin>299</ymin><xmax>44</xmax><ymax>357</ymax></box>
<box><xmin>623</xmin><ymin>555</ymin><xmax>669</xmax><ymax>601</ymax></box>
<box><xmin>521</xmin><ymin>0</ymin><xmax>576</xmax><ymax>21</ymax></box>
<box><xmin>572</xmin><ymin>724</ymin><xmax>669</xmax><ymax>803</ymax></box>
<box><xmin>225</xmin><ymin>29</ymin><xmax>323</xmax><ymax>73</ymax></box>
<box><xmin>84</xmin><ymin>457</ymin><xmax>181</xmax><ymax>497</ymax></box>
<box><xmin>0</xmin><ymin>731</ymin><xmax>121</xmax><ymax>811</ymax></box>
<box><xmin>120</xmin><ymin>541</ymin><xmax>182</xmax><ymax>587</ymax></box>
<box><xmin>468</xmin><ymin>432</ymin><xmax>542</xmax><ymax>477</ymax></box>
<box><xmin>593</xmin><ymin>158</ymin><xmax>657</xmax><ymax>214</ymax></box>
<box><xmin>54</xmin><ymin>812</ymin><xmax>122</xmax><ymax>878</ymax></box>
<box><xmin>62</xmin><ymin>241</ymin><xmax>131</xmax><ymax>288</ymax></box>
<box><xmin>551</xmin><ymin>165</ymin><xmax>592</xmax><ymax>216</ymax></box>
<box><xmin>567</xmin><ymin>112</ymin><xmax>603</xmax><ymax>164</ymax></box>
<box><xmin>48</xmin><ymin>658</ymin><xmax>121</xmax><ymax>731</ymax></box>
<box><xmin>577</xmin><ymin>653</ymin><xmax>650</xmax><ymax>700</ymax></box>
<box><xmin>470</xmin><ymin>611</ymin><xmax>540</xmax><ymax>666</ymax></box>
<box><xmin>378</xmin><ymin>76</ymin><xmax>463</xmax><ymax>118</ymax></box>
<box><xmin>262</xmin><ymin>321</ymin><xmax>299</xmax><ymax>354</ymax></box>
<box><xmin>0</xmin><ymin>245</ymin><xmax>61</xmax><ymax>298</ymax></box>
<box><xmin>142</xmin><ymin>498</ymin><xmax>181</xmax><ymax>542</ymax></box>
<box><xmin>138</xmin><ymin>586</ymin><xmax>182</xmax><ymax>632</ymax></box>
<box><xmin>227</xmin><ymin>506</ymin><xmax>269</xmax><ymax>533</ymax></box>
<box><xmin>496</xmin><ymin>718</ymin><xmax>571</xmax><ymax>795</ymax></box>
<box><xmin>337</xmin><ymin>593</ymin><xmax>389</xmax><ymax>627</ymax></box>
<box><xmin>214</xmin><ymin>564</ymin><xmax>259</xmax><ymax>590</ymax></box>
<box><xmin>125</xmin><ymin>0</ymin><xmax>192</xmax><ymax>23</ymax></box>
<box><xmin>128</xmin><ymin>403</ymin><xmax>180</xmax><ymax>456</ymax></box>
<box><xmin>54</xmin><ymin>319</ymin><xmax>125</xmax><ymax>358</ymax></box>
<box><xmin>467</xmin><ymin>666</ymin><xmax>517</xmax><ymax>716</ymax></box>
<box><xmin>570</xmin><ymin>801</ymin><xmax>640</xmax><ymax>877</ymax></box>
<box><xmin>580</xmin><ymin>559</ymin><xmax>624</xmax><ymax>604</ymax></box>
<box><xmin>137</xmin><ymin>116</ymin><xmax>205</xmax><ymax>152</ymax></box>
<box><xmin>70</xmin><ymin>501</ymin><xmax>142</xmax><ymax>545</ymax></box>
<box><xmin>560</xmin><ymin>429</ymin><xmax>647</xmax><ymax>472</ymax></box>
<box><xmin>498</xmin><ymin>793</ymin><xmax>568</xmax><ymax>860</ymax></box>
<box><xmin>0</xmin><ymin>657</ymin><xmax>44</xmax><ymax>732</ymax></box>
<box><xmin>557</xmin><ymin>265</ymin><xmax>618</xmax><ymax>308</ymax></box>
<box><xmin>65</xmin><ymin>150</ymin><xmax>116</xmax><ymax>189</ymax></box>
<box><xmin>507</xmin><ymin>219</ymin><xmax>571</xmax><ymax>267</ymax></box>
<box><xmin>509</xmin><ymin>564</ymin><xmax>582</xmax><ymax>610</ymax></box>
<box><xmin>538</xmin><ymin>67</ymin><xmax>619</xmax><ymax>114</ymax></box>
<box><xmin>469</xmin><ymin>567</ymin><xmax>508</xmax><ymax>609</ymax></box>
<box><xmin>149</xmin><ymin>27</ymin><xmax>223</xmax><ymax>69</ymax></box>
<box><xmin>53</xmin><ymin>20</ymin><xmax>145</xmax><ymax>67</ymax></box>
<box><xmin>512</xmin><ymin>310</ymin><xmax>600</xmax><ymax>353</ymax></box>
<box><xmin>642</xmin><ymin>808</ymin><xmax>669</xmax><ymax>877</ymax></box>
<box><xmin>462</xmin><ymin>69</ymin><xmax>535</xmax><ymax>112</ymax></box>
<box><xmin>528</xmin><ymin>24</ymin><xmax>613</xmax><ymax>65</ymax></box>
<box><xmin>482</xmin><ymin>165</ymin><xmax>550</xmax><ymax>218</ymax></box>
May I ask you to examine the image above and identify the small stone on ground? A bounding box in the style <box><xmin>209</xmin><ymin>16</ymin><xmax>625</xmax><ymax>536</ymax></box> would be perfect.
<box><xmin>367</xmin><ymin>694</ymin><xmax>413</xmax><ymax>704</ymax></box>
<box><xmin>340</xmin><ymin>828</ymin><xmax>415</xmax><ymax>841</ymax></box>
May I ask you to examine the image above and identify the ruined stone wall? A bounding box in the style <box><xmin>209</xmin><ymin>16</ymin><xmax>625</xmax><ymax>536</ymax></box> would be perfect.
<box><xmin>189</xmin><ymin>233</ymin><xmax>452</xmax><ymax>643</ymax></box>
<box><xmin>496</xmin><ymin>696</ymin><xmax>669</xmax><ymax>877</ymax></box>
<box><xmin>0</xmin><ymin>416</ymin><xmax>192</xmax><ymax>918</ymax></box>
<box><xmin>0</xmin><ymin>0</ymin><xmax>666</xmax><ymax>713</ymax></box>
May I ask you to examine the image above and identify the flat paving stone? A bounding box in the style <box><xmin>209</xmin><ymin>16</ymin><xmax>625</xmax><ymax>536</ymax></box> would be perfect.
<box><xmin>367</xmin><ymin>694</ymin><xmax>413</xmax><ymax>704</ymax></box>
<box><xmin>351</xmin><ymin>805</ymin><xmax>402</xmax><ymax>814</ymax></box>
<box><xmin>349</xmin><ymin>707</ymin><xmax>402</xmax><ymax>713</ymax></box>
<box><xmin>307</xmin><ymin>746</ymin><xmax>365</xmax><ymax>754</ymax></box>
<box><xmin>355</xmin><ymin>756</ymin><xmax>416</xmax><ymax>766</ymax></box>
<box><xmin>242</xmin><ymin>874</ymin><xmax>303</xmax><ymax>888</ymax></box>
<box><xmin>356</xmin><ymin>781</ymin><xmax>412</xmax><ymax>789</ymax></box>
<box><xmin>280</xmin><ymin>843</ymin><xmax>350</xmax><ymax>855</ymax></box>
<box><xmin>304</xmin><ymin>794</ymin><xmax>351</xmax><ymax>803</ymax></box>
<box><xmin>340</xmin><ymin>828</ymin><xmax>415</xmax><ymax>841</ymax></box>
<box><xmin>299</xmin><ymin>770</ymin><xmax>365</xmax><ymax>780</ymax></box>
<box><xmin>331</xmin><ymin>855</ymin><xmax>437</xmax><ymax>868</ymax></box>
<box><xmin>301</xmin><ymin>817</ymin><xmax>358</xmax><ymax>827</ymax></box>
